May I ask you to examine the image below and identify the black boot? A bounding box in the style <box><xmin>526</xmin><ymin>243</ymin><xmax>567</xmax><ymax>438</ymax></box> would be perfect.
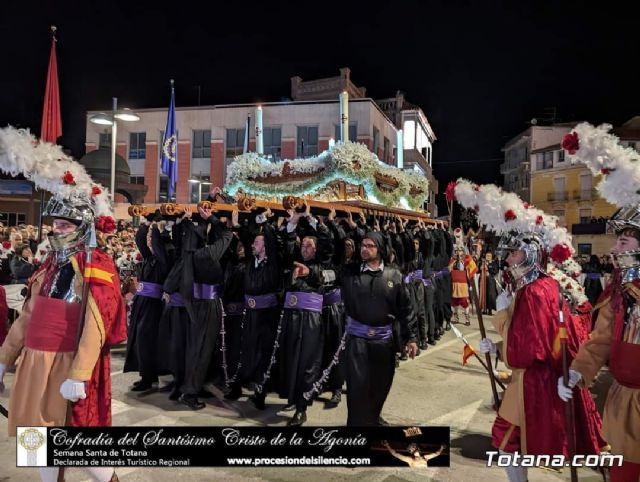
<box><xmin>131</xmin><ymin>378</ymin><xmax>157</xmax><ymax>392</ymax></box>
<box><xmin>250</xmin><ymin>391</ymin><xmax>266</xmax><ymax>410</ymax></box>
<box><xmin>327</xmin><ymin>389</ymin><xmax>341</xmax><ymax>406</ymax></box>
<box><xmin>169</xmin><ymin>387</ymin><xmax>182</xmax><ymax>401</ymax></box>
<box><xmin>288</xmin><ymin>410</ymin><xmax>307</xmax><ymax>426</ymax></box>
<box><xmin>224</xmin><ymin>384</ymin><xmax>242</xmax><ymax>400</ymax></box>
<box><xmin>179</xmin><ymin>393</ymin><xmax>206</xmax><ymax>410</ymax></box>
<box><xmin>428</xmin><ymin>337</ymin><xmax>437</xmax><ymax>345</ymax></box>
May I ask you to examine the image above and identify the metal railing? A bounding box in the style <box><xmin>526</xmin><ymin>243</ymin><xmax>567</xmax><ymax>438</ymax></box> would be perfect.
<box><xmin>547</xmin><ymin>191</ymin><xmax>568</xmax><ymax>201</ymax></box>
<box><xmin>572</xmin><ymin>189</ymin><xmax>598</xmax><ymax>200</ymax></box>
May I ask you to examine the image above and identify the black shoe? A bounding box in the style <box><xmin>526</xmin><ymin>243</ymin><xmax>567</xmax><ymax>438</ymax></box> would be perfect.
<box><xmin>428</xmin><ymin>338</ymin><xmax>437</xmax><ymax>345</ymax></box>
<box><xmin>169</xmin><ymin>387</ymin><xmax>182</xmax><ymax>401</ymax></box>
<box><xmin>280</xmin><ymin>403</ymin><xmax>296</xmax><ymax>413</ymax></box>
<box><xmin>130</xmin><ymin>379</ymin><xmax>157</xmax><ymax>392</ymax></box>
<box><xmin>399</xmin><ymin>353</ymin><xmax>408</xmax><ymax>361</ymax></box>
<box><xmin>224</xmin><ymin>384</ymin><xmax>242</xmax><ymax>400</ymax></box>
<box><xmin>327</xmin><ymin>390</ymin><xmax>341</xmax><ymax>406</ymax></box>
<box><xmin>416</xmin><ymin>348</ymin><xmax>421</xmax><ymax>356</ymax></box>
<box><xmin>157</xmin><ymin>381</ymin><xmax>175</xmax><ymax>393</ymax></box>
<box><xmin>288</xmin><ymin>410</ymin><xmax>307</xmax><ymax>426</ymax></box>
<box><xmin>434</xmin><ymin>334</ymin><xmax>441</xmax><ymax>341</ymax></box>
<box><xmin>445</xmin><ymin>322</ymin><xmax>451</xmax><ymax>331</ymax></box>
<box><xmin>179</xmin><ymin>394</ymin><xmax>206</xmax><ymax>410</ymax></box>
<box><xmin>419</xmin><ymin>342</ymin><xmax>427</xmax><ymax>350</ymax></box>
<box><xmin>250</xmin><ymin>392</ymin><xmax>266</xmax><ymax>410</ymax></box>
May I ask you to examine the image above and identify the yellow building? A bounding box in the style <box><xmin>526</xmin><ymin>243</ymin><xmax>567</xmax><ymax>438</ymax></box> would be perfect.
<box><xmin>530</xmin><ymin>143</ymin><xmax>617</xmax><ymax>256</ymax></box>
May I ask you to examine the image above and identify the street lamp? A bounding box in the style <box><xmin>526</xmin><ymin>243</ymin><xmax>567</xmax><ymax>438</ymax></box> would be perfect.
<box><xmin>89</xmin><ymin>98</ymin><xmax>140</xmax><ymax>201</ymax></box>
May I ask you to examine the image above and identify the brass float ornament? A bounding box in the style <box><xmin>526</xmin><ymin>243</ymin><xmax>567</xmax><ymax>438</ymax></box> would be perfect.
<box><xmin>196</xmin><ymin>200</ymin><xmax>215</xmax><ymax>211</ymax></box>
<box><xmin>282</xmin><ymin>195</ymin><xmax>305</xmax><ymax>211</ymax></box>
<box><xmin>236</xmin><ymin>191</ymin><xmax>257</xmax><ymax>211</ymax></box>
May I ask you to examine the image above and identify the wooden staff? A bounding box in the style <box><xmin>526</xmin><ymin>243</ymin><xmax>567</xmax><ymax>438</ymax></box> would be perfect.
<box><xmin>559</xmin><ymin>298</ymin><xmax>579</xmax><ymax>482</ymax></box>
<box><xmin>465</xmin><ymin>267</ymin><xmax>501</xmax><ymax>411</ymax></box>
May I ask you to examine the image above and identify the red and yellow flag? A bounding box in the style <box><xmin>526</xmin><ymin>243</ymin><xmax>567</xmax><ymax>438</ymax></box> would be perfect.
<box><xmin>84</xmin><ymin>263</ymin><xmax>115</xmax><ymax>286</ymax></box>
<box><xmin>551</xmin><ymin>326</ymin><xmax>568</xmax><ymax>360</ymax></box>
<box><xmin>462</xmin><ymin>343</ymin><xmax>475</xmax><ymax>365</ymax></box>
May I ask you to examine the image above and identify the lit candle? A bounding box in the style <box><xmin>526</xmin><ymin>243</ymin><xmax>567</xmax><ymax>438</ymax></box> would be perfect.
<box><xmin>339</xmin><ymin>91</ymin><xmax>349</xmax><ymax>143</ymax></box>
<box><xmin>397</xmin><ymin>129</ymin><xmax>404</xmax><ymax>168</ymax></box>
<box><xmin>255</xmin><ymin>106</ymin><xmax>264</xmax><ymax>155</ymax></box>
<box><xmin>329</xmin><ymin>137</ymin><xmax>335</xmax><ymax>149</ymax></box>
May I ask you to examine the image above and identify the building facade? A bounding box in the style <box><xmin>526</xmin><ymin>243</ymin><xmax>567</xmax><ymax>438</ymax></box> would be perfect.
<box><xmin>500</xmin><ymin>124</ymin><xmax>575</xmax><ymax>202</ymax></box>
<box><xmin>530</xmin><ymin>144</ymin><xmax>617</xmax><ymax>255</ymax></box>
<box><xmin>84</xmin><ymin>69</ymin><xmax>439</xmax><ymax>215</ymax></box>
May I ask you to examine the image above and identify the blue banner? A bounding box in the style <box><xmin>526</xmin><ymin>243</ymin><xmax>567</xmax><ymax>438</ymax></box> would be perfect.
<box><xmin>161</xmin><ymin>83</ymin><xmax>177</xmax><ymax>200</ymax></box>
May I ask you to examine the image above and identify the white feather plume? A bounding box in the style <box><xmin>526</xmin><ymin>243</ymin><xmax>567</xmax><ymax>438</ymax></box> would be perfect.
<box><xmin>0</xmin><ymin>126</ymin><xmax>112</xmax><ymax>217</ymax></box>
<box><xmin>567</xmin><ymin>122</ymin><xmax>640</xmax><ymax>208</ymax></box>
<box><xmin>453</xmin><ymin>179</ymin><xmax>574</xmax><ymax>261</ymax></box>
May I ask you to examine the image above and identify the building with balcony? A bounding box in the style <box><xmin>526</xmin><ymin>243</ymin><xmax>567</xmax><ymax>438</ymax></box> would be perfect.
<box><xmin>84</xmin><ymin>68</ymin><xmax>439</xmax><ymax>216</ymax></box>
<box><xmin>530</xmin><ymin>144</ymin><xmax>617</xmax><ymax>255</ymax></box>
<box><xmin>500</xmin><ymin>124</ymin><xmax>576</xmax><ymax>202</ymax></box>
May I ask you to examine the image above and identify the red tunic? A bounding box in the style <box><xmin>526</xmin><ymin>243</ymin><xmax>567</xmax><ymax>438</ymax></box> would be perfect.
<box><xmin>494</xmin><ymin>275</ymin><xmax>606</xmax><ymax>455</ymax></box>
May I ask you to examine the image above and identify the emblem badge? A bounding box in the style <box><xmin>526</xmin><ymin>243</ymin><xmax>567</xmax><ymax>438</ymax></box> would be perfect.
<box><xmin>387</xmin><ymin>281</ymin><xmax>394</xmax><ymax>288</ymax></box>
<box><xmin>367</xmin><ymin>328</ymin><xmax>377</xmax><ymax>337</ymax></box>
<box><xmin>247</xmin><ymin>298</ymin><xmax>256</xmax><ymax>309</ymax></box>
<box><xmin>137</xmin><ymin>282</ymin><xmax>144</xmax><ymax>292</ymax></box>
<box><xmin>289</xmin><ymin>295</ymin><xmax>298</xmax><ymax>306</ymax></box>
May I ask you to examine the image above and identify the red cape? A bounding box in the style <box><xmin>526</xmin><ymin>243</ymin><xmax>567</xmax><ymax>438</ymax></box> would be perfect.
<box><xmin>507</xmin><ymin>275</ymin><xmax>606</xmax><ymax>455</ymax></box>
<box><xmin>36</xmin><ymin>249</ymin><xmax>126</xmax><ymax>427</ymax></box>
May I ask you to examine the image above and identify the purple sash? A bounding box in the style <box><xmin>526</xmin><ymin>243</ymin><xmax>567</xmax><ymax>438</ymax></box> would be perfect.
<box><xmin>284</xmin><ymin>291</ymin><xmax>323</xmax><ymax>313</ymax></box>
<box><xmin>193</xmin><ymin>283</ymin><xmax>221</xmax><ymax>300</ymax></box>
<box><xmin>323</xmin><ymin>288</ymin><xmax>342</xmax><ymax>306</ymax></box>
<box><xmin>433</xmin><ymin>269</ymin><xmax>450</xmax><ymax>278</ymax></box>
<box><xmin>403</xmin><ymin>269</ymin><xmax>423</xmax><ymax>284</ymax></box>
<box><xmin>245</xmin><ymin>293</ymin><xmax>279</xmax><ymax>310</ymax></box>
<box><xmin>346</xmin><ymin>316</ymin><xmax>392</xmax><ymax>340</ymax></box>
<box><xmin>585</xmin><ymin>273</ymin><xmax>601</xmax><ymax>280</ymax></box>
<box><xmin>422</xmin><ymin>278</ymin><xmax>433</xmax><ymax>287</ymax></box>
<box><xmin>224</xmin><ymin>302</ymin><xmax>245</xmax><ymax>315</ymax></box>
<box><xmin>168</xmin><ymin>292</ymin><xmax>185</xmax><ymax>307</ymax></box>
<box><xmin>135</xmin><ymin>281</ymin><xmax>163</xmax><ymax>299</ymax></box>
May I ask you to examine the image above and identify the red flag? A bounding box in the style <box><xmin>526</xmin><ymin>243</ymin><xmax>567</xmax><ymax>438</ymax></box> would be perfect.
<box><xmin>40</xmin><ymin>32</ymin><xmax>62</xmax><ymax>143</ymax></box>
<box><xmin>462</xmin><ymin>343</ymin><xmax>475</xmax><ymax>365</ymax></box>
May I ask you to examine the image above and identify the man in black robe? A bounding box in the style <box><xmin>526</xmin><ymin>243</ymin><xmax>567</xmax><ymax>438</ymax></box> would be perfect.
<box><xmin>124</xmin><ymin>214</ymin><xmax>173</xmax><ymax>391</ymax></box>
<box><xmin>341</xmin><ymin>231</ymin><xmax>417</xmax><ymax>426</ymax></box>
<box><xmin>178</xmin><ymin>205</ymin><xmax>233</xmax><ymax>409</ymax></box>
<box><xmin>277</xmin><ymin>211</ymin><xmax>326</xmax><ymax>426</ymax></box>
<box><xmin>225</xmin><ymin>210</ymin><xmax>282</xmax><ymax>410</ymax></box>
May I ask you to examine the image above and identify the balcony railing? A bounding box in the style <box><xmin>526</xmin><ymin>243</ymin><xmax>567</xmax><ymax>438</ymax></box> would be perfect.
<box><xmin>571</xmin><ymin>222</ymin><xmax>607</xmax><ymax>235</ymax></box>
<box><xmin>572</xmin><ymin>189</ymin><xmax>598</xmax><ymax>201</ymax></box>
<box><xmin>547</xmin><ymin>191</ymin><xmax>568</xmax><ymax>201</ymax></box>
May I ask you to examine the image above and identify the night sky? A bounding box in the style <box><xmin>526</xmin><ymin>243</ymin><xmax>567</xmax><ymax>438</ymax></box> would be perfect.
<box><xmin>2</xmin><ymin>1</ymin><xmax>639</xmax><ymax>208</ymax></box>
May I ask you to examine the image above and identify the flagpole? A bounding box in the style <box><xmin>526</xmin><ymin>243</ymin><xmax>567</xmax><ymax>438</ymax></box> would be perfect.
<box><xmin>110</xmin><ymin>97</ymin><xmax>118</xmax><ymax>201</ymax></box>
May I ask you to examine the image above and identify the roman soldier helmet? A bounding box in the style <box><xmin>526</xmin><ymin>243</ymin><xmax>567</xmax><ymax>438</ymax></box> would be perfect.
<box><xmin>563</xmin><ymin>123</ymin><xmax>640</xmax><ymax>284</ymax></box>
<box><xmin>0</xmin><ymin>127</ymin><xmax>116</xmax><ymax>263</ymax></box>
<box><xmin>450</xmin><ymin>180</ymin><xmax>575</xmax><ymax>291</ymax></box>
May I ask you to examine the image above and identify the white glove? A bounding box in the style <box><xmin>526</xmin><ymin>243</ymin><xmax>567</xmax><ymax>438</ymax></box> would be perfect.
<box><xmin>496</xmin><ymin>291</ymin><xmax>513</xmax><ymax>311</ymax></box>
<box><xmin>0</xmin><ymin>362</ymin><xmax>6</xmax><ymax>392</ymax></box>
<box><xmin>557</xmin><ymin>370</ymin><xmax>582</xmax><ymax>402</ymax></box>
<box><xmin>479</xmin><ymin>338</ymin><xmax>497</xmax><ymax>354</ymax></box>
<box><xmin>60</xmin><ymin>379</ymin><xmax>86</xmax><ymax>402</ymax></box>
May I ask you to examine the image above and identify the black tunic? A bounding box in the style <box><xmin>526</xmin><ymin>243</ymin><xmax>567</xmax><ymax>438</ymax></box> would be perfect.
<box><xmin>124</xmin><ymin>224</ymin><xmax>173</xmax><ymax>380</ymax></box>
<box><xmin>341</xmin><ymin>263</ymin><xmax>416</xmax><ymax>425</ymax></box>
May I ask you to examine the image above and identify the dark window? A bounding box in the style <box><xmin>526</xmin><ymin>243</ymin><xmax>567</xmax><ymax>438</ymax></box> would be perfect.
<box><xmin>129</xmin><ymin>132</ymin><xmax>146</xmax><ymax>159</ymax></box>
<box><xmin>383</xmin><ymin>137</ymin><xmax>390</xmax><ymax>164</ymax></box>
<box><xmin>263</xmin><ymin>127</ymin><xmax>282</xmax><ymax>161</ymax></box>
<box><xmin>558</xmin><ymin>150</ymin><xmax>565</xmax><ymax>162</ymax></box>
<box><xmin>159</xmin><ymin>176</ymin><xmax>169</xmax><ymax>202</ymax></box>
<box><xmin>297</xmin><ymin>126</ymin><xmax>318</xmax><ymax>157</ymax></box>
<box><xmin>99</xmin><ymin>133</ymin><xmax>111</xmax><ymax>149</ymax></box>
<box><xmin>192</xmin><ymin>130</ymin><xmax>211</xmax><ymax>158</ymax></box>
<box><xmin>190</xmin><ymin>176</ymin><xmax>211</xmax><ymax>203</ymax></box>
<box><xmin>225</xmin><ymin>128</ymin><xmax>245</xmax><ymax>160</ymax></box>
<box><xmin>577</xmin><ymin>243</ymin><xmax>592</xmax><ymax>256</ymax></box>
<box><xmin>372</xmin><ymin>127</ymin><xmax>380</xmax><ymax>153</ymax></box>
<box><xmin>129</xmin><ymin>176</ymin><xmax>145</xmax><ymax>185</ymax></box>
<box><xmin>334</xmin><ymin>124</ymin><xmax>357</xmax><ymax>143</ymax></box>
<box><xmin>543</xmin><ymin>151</ymin><xmax>553</xmax><ymax>169</ymax></box>
<box><xmin>0</xmin><ymin>212</ymin><xmax>26</xmax><ymax>227</ymax></box>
